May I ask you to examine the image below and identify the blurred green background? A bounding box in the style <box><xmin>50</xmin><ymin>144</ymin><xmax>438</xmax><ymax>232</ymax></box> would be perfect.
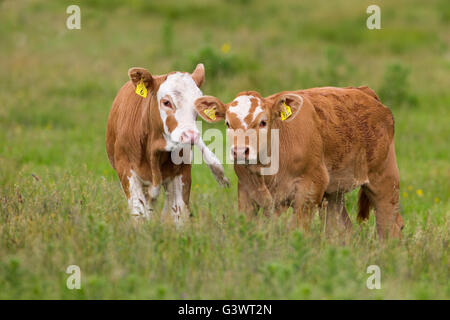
<box><xmin>0</xmin><ymin>0</ymin><xmax>448</xmax><ymax>299</ymax></box>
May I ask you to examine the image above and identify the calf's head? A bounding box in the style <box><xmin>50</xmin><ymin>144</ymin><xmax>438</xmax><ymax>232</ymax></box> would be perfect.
<box><xmin>195</xmin><ymin>91</ymin><xmax>303</xmax><ymax>163</ymax></box>
<box><xmin>128</xmin><ymin>64</ymin><xmax>205</xmax><ymax>150</ymax></box>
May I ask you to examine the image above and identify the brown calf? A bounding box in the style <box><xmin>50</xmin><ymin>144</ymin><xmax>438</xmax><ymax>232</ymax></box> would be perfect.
<box><xmin>195</xmin><ymin>86</ymin><xmax>404</xmax><ymax>238</ymax></box>
<box><xmin>106</xmin><ymin>64</ymin><xmax>229</xmax><ymax>225</ymax></box>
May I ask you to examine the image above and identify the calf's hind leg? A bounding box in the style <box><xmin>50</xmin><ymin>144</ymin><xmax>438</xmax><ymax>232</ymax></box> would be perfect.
<box><xmin>365</xmin><ymin>144</ymin><xmax>404</xmax><ymax>239</ymax></box>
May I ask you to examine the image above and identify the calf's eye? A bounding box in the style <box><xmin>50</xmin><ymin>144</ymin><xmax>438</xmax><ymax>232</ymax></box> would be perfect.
<box><xmin>259</xmin><ymin>120</ymin><xmax>267</xmax><ymax>128</ymax></box>
<box><xmin>162</xmin><ymin>99</ymin><xmax>173</xmax><ymax>108</ymax></box>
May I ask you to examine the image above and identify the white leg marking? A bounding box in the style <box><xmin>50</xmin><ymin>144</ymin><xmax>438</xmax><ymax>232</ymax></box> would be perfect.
<box><xmin>149</xmin><ymin>184</ymin><xmax>161</xmax><ymax>200</ymax></box>
<box><xmin>162</xmin><ymin>175</ymin><xmax>189</xmax><ymax>226</ymax></box>
<box><xmin>128</xmin><ymin>170</ymin><xmax>152</xmax><ymax>219</ymax></box>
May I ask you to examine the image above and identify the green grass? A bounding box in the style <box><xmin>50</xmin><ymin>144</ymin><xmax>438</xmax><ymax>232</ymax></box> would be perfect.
<box><xmin>0</xmin><ymin>0</ymin><xmax>449</xmax><ymax>299</ymax></box>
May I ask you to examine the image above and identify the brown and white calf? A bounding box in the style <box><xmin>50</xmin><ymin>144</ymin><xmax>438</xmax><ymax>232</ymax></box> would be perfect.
<box><xmin>195</xmin><ymin>86</ymin><xmax>404</xmax><ymax>238</ymax></box>
<box><xmin>106</xmin><ymin>64</ymin><xmax>229</xmax><ymax>224</ymax></box>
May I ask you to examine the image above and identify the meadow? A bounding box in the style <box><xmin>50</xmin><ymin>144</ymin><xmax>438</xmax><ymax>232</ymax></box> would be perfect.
<box><xmin>0</xmin><ymin>0</ymin><xmax>448</xmax><ymax>299</ymax></box>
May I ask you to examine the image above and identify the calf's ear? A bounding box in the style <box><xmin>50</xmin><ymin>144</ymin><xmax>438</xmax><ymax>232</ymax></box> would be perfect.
<box><xmin>128</xmin><ymin>67</ymin><xmax>153</xmax><ymax>90</ymax></box>
<box><xmin>191</xmin><ymin>63</ymin><xmax>205</xmax><ymax>88</ymax></box>
<box><xmin>194</xmin><ymin>96</ymin><xmax>226</xmax><ymax>123</ymax></box>
<box><xmin>270</xmin><ymin>93</ymin><xmax>303</xmax><ymax>122</ymax></box>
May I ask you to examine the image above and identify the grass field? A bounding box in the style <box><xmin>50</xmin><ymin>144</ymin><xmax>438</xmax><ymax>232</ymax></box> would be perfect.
<box><xmin>0</xmin><ymin>0</ymin><xmax>449</xmax><ymax>299</ymax></box>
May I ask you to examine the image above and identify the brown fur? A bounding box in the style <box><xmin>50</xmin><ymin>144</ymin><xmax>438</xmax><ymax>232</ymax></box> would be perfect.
<box><xmin>195</xmin><ymin>86</ymin><xmax>404</xmax><ymax>238</ymax></box>
<box><xmin>106</xmin><ymin>66</ymin><xmax>204</xmax><ymax>218</ymax></box>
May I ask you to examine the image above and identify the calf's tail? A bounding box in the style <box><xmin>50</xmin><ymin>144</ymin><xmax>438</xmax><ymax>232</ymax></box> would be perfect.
<box><xmin>357</xmin><ymin>188</ymin><xmax>371</xmax><ymax>221</ymax></box>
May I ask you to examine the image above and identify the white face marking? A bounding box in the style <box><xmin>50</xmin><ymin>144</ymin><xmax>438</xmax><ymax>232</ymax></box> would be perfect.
<box><xmin>228</xmin><ymin>95</ymin><xmax>263</xmax><ymax>129</ymax></box>
<box><xmin>157</xmin><ymin>72</ymin><xmax>203</xmax><ymax>149</ymax></box>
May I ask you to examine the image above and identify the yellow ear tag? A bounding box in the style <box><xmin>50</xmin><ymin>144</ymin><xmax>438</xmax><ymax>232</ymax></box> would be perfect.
<box><xmin>135</xmin><ymin>79</ymin><xmax>147</xmax><ymax>98</ymax></box>
<box><xmin>280</xmin><ymin>101</ymin><xmax>292</xmax><ymax>121</ymax></box>
<box><xmin>204</xmin><ymin>107</ymin><xmax>216</xmax><ymax>121</ymax></box>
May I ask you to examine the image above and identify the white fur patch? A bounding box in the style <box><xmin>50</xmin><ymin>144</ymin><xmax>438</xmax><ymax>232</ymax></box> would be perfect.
<box><xmin>197</xmin><ymin>137</ymin><xmax>221</xmax><ymax>167</ymax></box>
<box><xmin>127</xmin><ymin>170</ymin><xmax>152</xmax><ymax>218</ymax></box>
<box><xmin>162</xmin><ymin>175</ymin><xmax>189</xmax><ymax>226</ymax></box>
<box><xmin>228</xmin><ymin>95</ymin><xmax>263</xmax><ymax>129</ymax></box>
<box><xmin>149</xmin><ymin>184</ymin><xmax>161</xmax><ymax>199</ymax></box>
<box><xmin>157</xmin><ymin>72</ymin><xmax>203</xmax><ymax>149</ymax></box>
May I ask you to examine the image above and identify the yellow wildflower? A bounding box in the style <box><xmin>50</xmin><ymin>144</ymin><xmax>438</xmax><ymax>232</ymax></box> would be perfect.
<box><xmin>221</xmin><ymin>42</ymin><xmax>231</xmax><ymax>54</ymax></box>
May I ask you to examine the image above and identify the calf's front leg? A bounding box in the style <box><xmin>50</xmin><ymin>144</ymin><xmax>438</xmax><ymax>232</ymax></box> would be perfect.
<box><xmin>115</xmin><ymin>161</ymin><xmax>153</xmax><ymax>219</ymax></box>
<box><xmin>292</xmin><ymin>175</ymin><xmax>327</xmax><ymax>230</ymax></box>
<box><xmin>323</xmin><ymin>191</ymin><xmax>353</xmax><ymax>235</ymax></box>
<box><xmin>238</xmin><ymin>181</ymin><xmax>259</xmax><ymax>217</ymax></box>
<box><xmin>161</xmin><ymin>168</ymin><xmax>191</xmax><ymax>226</ymax></box>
